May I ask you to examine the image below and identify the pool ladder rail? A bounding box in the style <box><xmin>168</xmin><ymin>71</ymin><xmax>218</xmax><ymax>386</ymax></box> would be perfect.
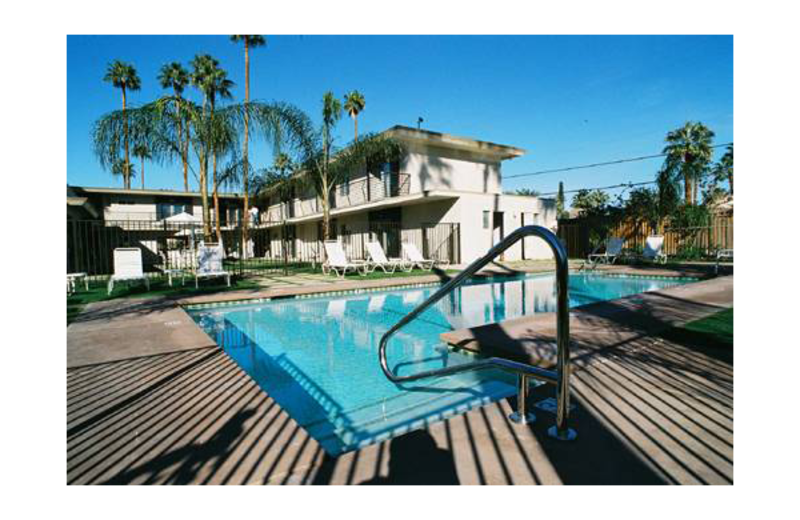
<box><xmin>378</xmin><ymin>225</ymin><xmax>577</xmax><ymax>441</ymax></box>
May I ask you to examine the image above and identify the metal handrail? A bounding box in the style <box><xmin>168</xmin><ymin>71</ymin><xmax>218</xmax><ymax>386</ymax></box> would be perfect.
<box><xmin>377</xmin><ymin>225</ymin><xmax>577</xmax><ymax>440</ymax></box>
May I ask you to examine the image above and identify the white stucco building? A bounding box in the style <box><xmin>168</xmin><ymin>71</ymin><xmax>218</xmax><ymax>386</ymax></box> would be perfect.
<box><xmin>256</xmin><ymin>126</ymin><xmax>557</xmax><ymax>265</ymax></box>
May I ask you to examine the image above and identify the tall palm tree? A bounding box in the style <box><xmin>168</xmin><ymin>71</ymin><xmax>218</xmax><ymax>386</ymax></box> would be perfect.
<box><xmin>191</xmin><ymin>54</ymin><xmax>235</xmax><ymax>238</ymax></box>
<box><xmin>111</xmin><ymin>159</ymin><xmax>135</xmax><ymax>184</ymax></box>
<box><xmin>713</xmin><ymin>144</ymin><xmax>733</xmax><ymax>195</ymax></box>
<box><xmin>343</xmin><ymin>90</ymin><xmax>366</xmax><ymax>141</ymax></box>
<box><xmin>94</xmin><ymin>98</ymin><xmax>309</xmax><ymax>243</ymax></box>
<box><xmin>133</xmin><ymin>143</ymin><xmax>151</xmax><ymax>189</ymax></box>
<box><xmin>231</xmin><ymin>35</ymin><xmax>266</xmax><ymax>246</ymax></box>
<box><xmin>103</xmin><ymin>60</ymin><xmax>141</xmax><ymax>189</ymax></box>
<box><xmin>661</xmin><ymin>121</ymin><xmax>715</xmax><ymax>205</ymax></box>
<box><xmin>263</xmin><ymin>92</ymin><xmax>402</xmax><ymax>243</ymax></box>
<box><xmin>319</xmin><ymin>91</ymin><xmax>342</xmax><ymax>240</ymax></box>
<box><xmin>157</xmin><ymin>62</ymin><xmax>190</xmax><ymax>191</ymax></box>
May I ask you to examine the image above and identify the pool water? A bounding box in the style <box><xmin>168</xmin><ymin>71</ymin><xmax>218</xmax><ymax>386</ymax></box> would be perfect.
<box><xmin>188</xmin><ymin>273</ymin><xmax>693</xmax><ymax>454</ymax></box>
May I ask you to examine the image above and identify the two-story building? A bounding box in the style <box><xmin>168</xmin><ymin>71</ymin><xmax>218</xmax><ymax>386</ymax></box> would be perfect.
<box><xmin>68</xmin><ymin>126</ymin><xmax>556</xmax><ymax>271</ymax></box>
<box><xmin>66</xmin><ymin>185</ymin><xmax>244</xmax><ymax>223</ymax></box>
<box><xmin>255</xmin><ymin>126</ymin><xmax>557</xmax><ymax>264</ymax></box>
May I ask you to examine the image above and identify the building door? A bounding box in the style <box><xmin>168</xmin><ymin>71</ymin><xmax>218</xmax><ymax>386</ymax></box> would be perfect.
<box><xmin>369</xmin><ymin>207</ymin><xmax>402</xmax><ymax>258</ymax></box>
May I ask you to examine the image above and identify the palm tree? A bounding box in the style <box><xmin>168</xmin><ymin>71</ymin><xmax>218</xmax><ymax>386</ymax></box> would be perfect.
<box><xmin>713</xmin><ymin>144</ymin><xmax>733</xmax><ymax>195</ymax></box>
<box><xmin>343</xmin><ymin>90</ymin><xmax>366</xmax><ymax>141</ymax></box>
<box><xmin>111</xmin><ymin>159</ymin><xmax>135</xmax><ymax>184</ymax></box>
<box><xmin>157</xmin><ymin>62</ymin><xmax>190</xmax><ymax>191</ymax></box>
<box><xmin>231</xmin><ymin>36</ymin><xmax>267</xmax><ymax>245</ymax></box>
<box><xmin>320</xmin><ymin>92</ymin><xmax>342</xmax><ymax>240</ymax></box>
<box><xmin>103</xmin><ymin>60</ymin><xmax>141</xmax><ymax>189</ymax></box>
<box><xmin>133</xmin><ymin>143</ymin><xmax>151</xmax><ymax>189</ymax></box>
<box><xmin>264</xmin><ymin>92</ymin><xmax>402</xmax><ymax>243</ymax></box>
<box><xmin>94</xmin><ymin>97</ymin><xmax>310</xmax><ymax>242</ymax></box>
<box><xmin>661</xmin><ymin>121</ymin><xmax>715</xmax><ymax>205</ymax></box>
<box><xmin>191</xmin><ymin>54</ymin><xmax>235</xmax><ymax>238</ymax></box>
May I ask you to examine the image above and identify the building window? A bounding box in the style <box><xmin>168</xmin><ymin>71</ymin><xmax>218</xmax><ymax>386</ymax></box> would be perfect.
<box><xmin>483</xmin><ymin>211</ymin><xmax>491</xmax><ymax>229</ymax></box>
<box><xmin>157</xmin><ymin>202</ymin><xmax>191</xmax><ymax>220</ymax></box>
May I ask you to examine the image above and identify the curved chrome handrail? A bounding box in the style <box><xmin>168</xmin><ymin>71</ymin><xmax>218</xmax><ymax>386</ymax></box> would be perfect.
<box><xmin>378</xmin><ymin>225</ymin><xmax>576</xmax><ymax>440</ymax></box>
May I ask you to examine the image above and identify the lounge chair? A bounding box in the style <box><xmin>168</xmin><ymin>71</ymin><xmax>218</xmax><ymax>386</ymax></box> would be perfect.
<box><xmin>195</xmin><ymin>243</ymin><xmax>231</xmax><ymax>288</ymax></box>
<box><xmin>365</xmin><ymin>241</ymin><xmax>412</xmax><ymax>273</ymax></box>
<box><xmin>323</xmin><ymin>240</ymin><xmax>368</xmax><ymax>278</ymax></box>
<box><xmin>108</xmin><ymin>247</ymin><xmax>150</xmax><ymax>295</ymax></box>
<box><xmin>587</xmin><ymin>237</ymin><xmax>624</xmax><ymax>266</ymax></box>
<box><xmin>715</xmin><ymin>248</ymin><xmax>733</xmax><ymax>274</ymax></box>
<box><xmin>402</xmin><ymin>242</ymin><xmax>436</xmax><ymax>271</ymax></box>
<box><xmin>641</xmin><ymin>235</ymin><xmax>668</xmax><ymax>264</ymax></box>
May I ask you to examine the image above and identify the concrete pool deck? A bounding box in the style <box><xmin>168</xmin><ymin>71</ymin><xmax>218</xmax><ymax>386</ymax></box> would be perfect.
<box><xmin>67</xmin><ymin>267</ymin><xmax>732</xmax><ymax>484</ymax></box>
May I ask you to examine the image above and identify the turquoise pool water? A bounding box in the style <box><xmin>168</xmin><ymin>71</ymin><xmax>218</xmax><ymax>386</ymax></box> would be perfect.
<box><xmin>188</xmin><ymin>273</ymin><xmax>693</xmax><ymax>454</ymax></box>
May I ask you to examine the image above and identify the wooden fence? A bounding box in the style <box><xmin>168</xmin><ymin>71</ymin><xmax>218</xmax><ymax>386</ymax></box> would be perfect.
<box><xmin>557</xmin><ymin>215</ymin><xmax>733</xmax><ymax>259</ymax></box>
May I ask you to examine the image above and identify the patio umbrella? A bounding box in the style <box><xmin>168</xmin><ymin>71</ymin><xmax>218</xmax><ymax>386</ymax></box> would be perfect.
<box><xmin>164</xmin><ymin>211</ymin><xmax>202</xmax><ymax>224</ymax></box>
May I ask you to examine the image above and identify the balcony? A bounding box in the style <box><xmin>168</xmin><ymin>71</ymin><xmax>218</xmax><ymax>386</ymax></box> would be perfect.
<box><xmin>331</xmin><ymin>172</ymin><xmax>411</xmax><ymax>210</ymax></box>
<box><xmin>261</xmin><ymin>172</ymin><xmax>411</xmax><ymax>223</ymax></box>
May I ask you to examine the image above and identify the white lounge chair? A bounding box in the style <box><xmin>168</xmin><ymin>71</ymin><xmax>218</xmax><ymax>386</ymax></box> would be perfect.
<box><xmin>715</xmin><ymin>248</ymin><xmax>733</xmax><ymax>274</ymax></box>
<box><xmin>108</xmin><ymin>247</ymin><xmax>150</xmax><ymax>295</ymax></box>
<box><xmin>195</xmin><ymin>243</ymin><xmax>231</xmax><ymax>288</ymax></box>
<box><xmin>587</xmin><ymin>237</ymin><xmax>625</xmax><ymax>266</ymax></box>
<box><xmin>365</xmin><ymin>241</ymin><xmax>412</xmax><ymax>273</ymax></box>
<box><xmin>402</xmin><ymin>242</ymin><xmax>435</xmax><ymax>271</ymax></box>
<box><xmin>642</xmin><ymin>235</ymin><xmax>668</xmax><ymax>264</ymax></box>
<box><xmin>323</xmin><ymin>240</ymin><xmax>367</xmax><ymax>278</ymax></box>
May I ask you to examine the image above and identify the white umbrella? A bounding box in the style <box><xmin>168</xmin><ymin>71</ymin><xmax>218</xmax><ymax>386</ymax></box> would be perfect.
<box><xmin>165</xmin><ymin>211</ymin><xmax>202</xmax><ymax>223</ymax></box>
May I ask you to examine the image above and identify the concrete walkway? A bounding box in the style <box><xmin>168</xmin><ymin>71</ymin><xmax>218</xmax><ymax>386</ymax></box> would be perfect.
<box><xmin>67</xmin><ymin>270</ymin><xmax>732</xmax><ymax>484</ymax></box>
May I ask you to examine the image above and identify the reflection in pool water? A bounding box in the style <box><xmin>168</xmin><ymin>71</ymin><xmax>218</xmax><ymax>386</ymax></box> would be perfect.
<box><xmin>188</xmin><ymin>273</ymin><xmax>691</xmax><ymax>454</ymax></box>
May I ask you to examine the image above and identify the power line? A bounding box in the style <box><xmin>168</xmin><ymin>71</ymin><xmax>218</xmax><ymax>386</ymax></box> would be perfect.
<box><xmin>505</xmin><ymin>142</ymin><xmax>733</xmax><ymax>180</ymax></box>
<box><xmin>538</xmin><ymin>181</ymin><xmax>656</xmax><ymax>197</ymax></box>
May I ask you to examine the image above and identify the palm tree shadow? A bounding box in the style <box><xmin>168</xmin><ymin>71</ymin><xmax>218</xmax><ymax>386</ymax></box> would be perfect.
<box><xmin>358</xmin><ymin>430</ymin><xmax>460</xmax><ymax>485</ymax></box>
<box><xmin>310</xmin><ymin>430</ymin><xmax>460</xmax><ymax>485</ymax></box>
<box><xmin>102</xmin><ymin>409</ymin><xmax>256</xmax><ymax>485</ymax></box>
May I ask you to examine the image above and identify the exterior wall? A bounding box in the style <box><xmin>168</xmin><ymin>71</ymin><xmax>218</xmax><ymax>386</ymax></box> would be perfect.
<box><xmin>445</xmin><ymin>193</ymin><xmax>558</xmax><ymax>264</ymax></box>
<box><xmin>100</xmin><ymin>193</ymin><xmax>230</xmax><ymax>222</ymax></box>
<box><xmin>402</xmin><ymin>143</ymin><xmax>502</xmax><ymax>195</ymax></box>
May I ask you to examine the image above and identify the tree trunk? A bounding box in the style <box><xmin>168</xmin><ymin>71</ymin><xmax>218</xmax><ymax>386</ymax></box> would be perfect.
<box><xmin>176</xmin><ymin>96</ymin><xmax>188</xmax><ymax>191</ymax></box>
<box><xmin>684</xmin><ymin>171</ymin><xmax>692</xmax><ymax>205</ymax></box>
<box><xmin>729</xmin><ymin>173</ymin><xmax>733</xmax><ymax>195</ymax></box>
<box><xmin>354</xmin><ymin>115</ymin><xmax>358</xmax><ymax>141</ymax></box>
<box><xmin>242</xmin><ymin>40</ymin><xmax>251</xmax><ymax>250</ymax></box>
<box><xmin>200</xmin><ymin>97</ymin><xmax>212</xmax><ymax>240</ymax></box>
<box><xmin>122</xmin><ymin>86</ymin><xmax>130</xmax><ymax>190</ymax></box>
<box><xmin>200</xmin><ymin>158</ymin><xmax>211</xmax><ymax>240</ymax></box>
<box><xmin>321</xmin><ymin>177</ymin><xmax>330</xmax><ymax>242</ymax></box>
<box><xmin>140</xmin><ymin>157</ymin><xmax>145</xmax><ymax>189</ymax></box>
<box><xmin>213</xmin><ymin>151</ymin><xmax>222</xmax><ymax>242</ymax></box>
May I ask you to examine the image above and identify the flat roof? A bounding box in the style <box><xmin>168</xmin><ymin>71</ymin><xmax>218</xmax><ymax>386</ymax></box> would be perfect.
<box><xmin>68</xmin><ymin>186</ymin><xmax>244</xmax><ymax>199</ymax></box>
<box><xmin>383</xmin><ymin>125</ymin><xmax>526</xmax><ymax>160</ymax></box>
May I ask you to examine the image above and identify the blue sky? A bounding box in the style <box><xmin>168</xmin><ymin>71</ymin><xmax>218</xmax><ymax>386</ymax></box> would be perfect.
<box><xmin>67</xmin><ymin>35</ymin><xmax>732</xmax><ymax>204</ymax></box>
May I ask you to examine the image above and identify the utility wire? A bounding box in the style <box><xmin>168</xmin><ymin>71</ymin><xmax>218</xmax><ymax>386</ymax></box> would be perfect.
<box><xmin>505</xmin><ymin>142</ymin><xmax>733</xmax><ymax>180</ymax></box>
<box><xmin>538</xmin><ymin>181</ymin><xmax>655</xmax><ymax>197</ymax></box>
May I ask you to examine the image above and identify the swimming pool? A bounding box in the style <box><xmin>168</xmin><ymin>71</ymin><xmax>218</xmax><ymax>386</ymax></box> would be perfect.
<box><xmin>187</xmin><ymin>273</ymin><xmax>694</xmax><ymax>454</ymax></box>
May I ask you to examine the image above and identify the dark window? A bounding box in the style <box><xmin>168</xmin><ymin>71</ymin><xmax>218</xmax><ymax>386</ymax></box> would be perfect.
<box><xmin>157</xmin><ymin>202</ymin><xmax>191</xmax><ymax>220</ymax></box>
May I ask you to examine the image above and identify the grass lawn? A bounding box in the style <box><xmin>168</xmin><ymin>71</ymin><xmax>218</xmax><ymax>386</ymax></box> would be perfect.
<box><xmin>67</xmin><ymin>267</ymin><xmax>458</xmax><ymax>325</ymax></box>
<box><xmin>662</xmin><ymin>309</ymin><xmax>736</xmax><ymax>365</ymax></box>
<box><xmin>67</xmin><ymin>277</ymin><xmax>264</xmax><ymax>325</ymax></box>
